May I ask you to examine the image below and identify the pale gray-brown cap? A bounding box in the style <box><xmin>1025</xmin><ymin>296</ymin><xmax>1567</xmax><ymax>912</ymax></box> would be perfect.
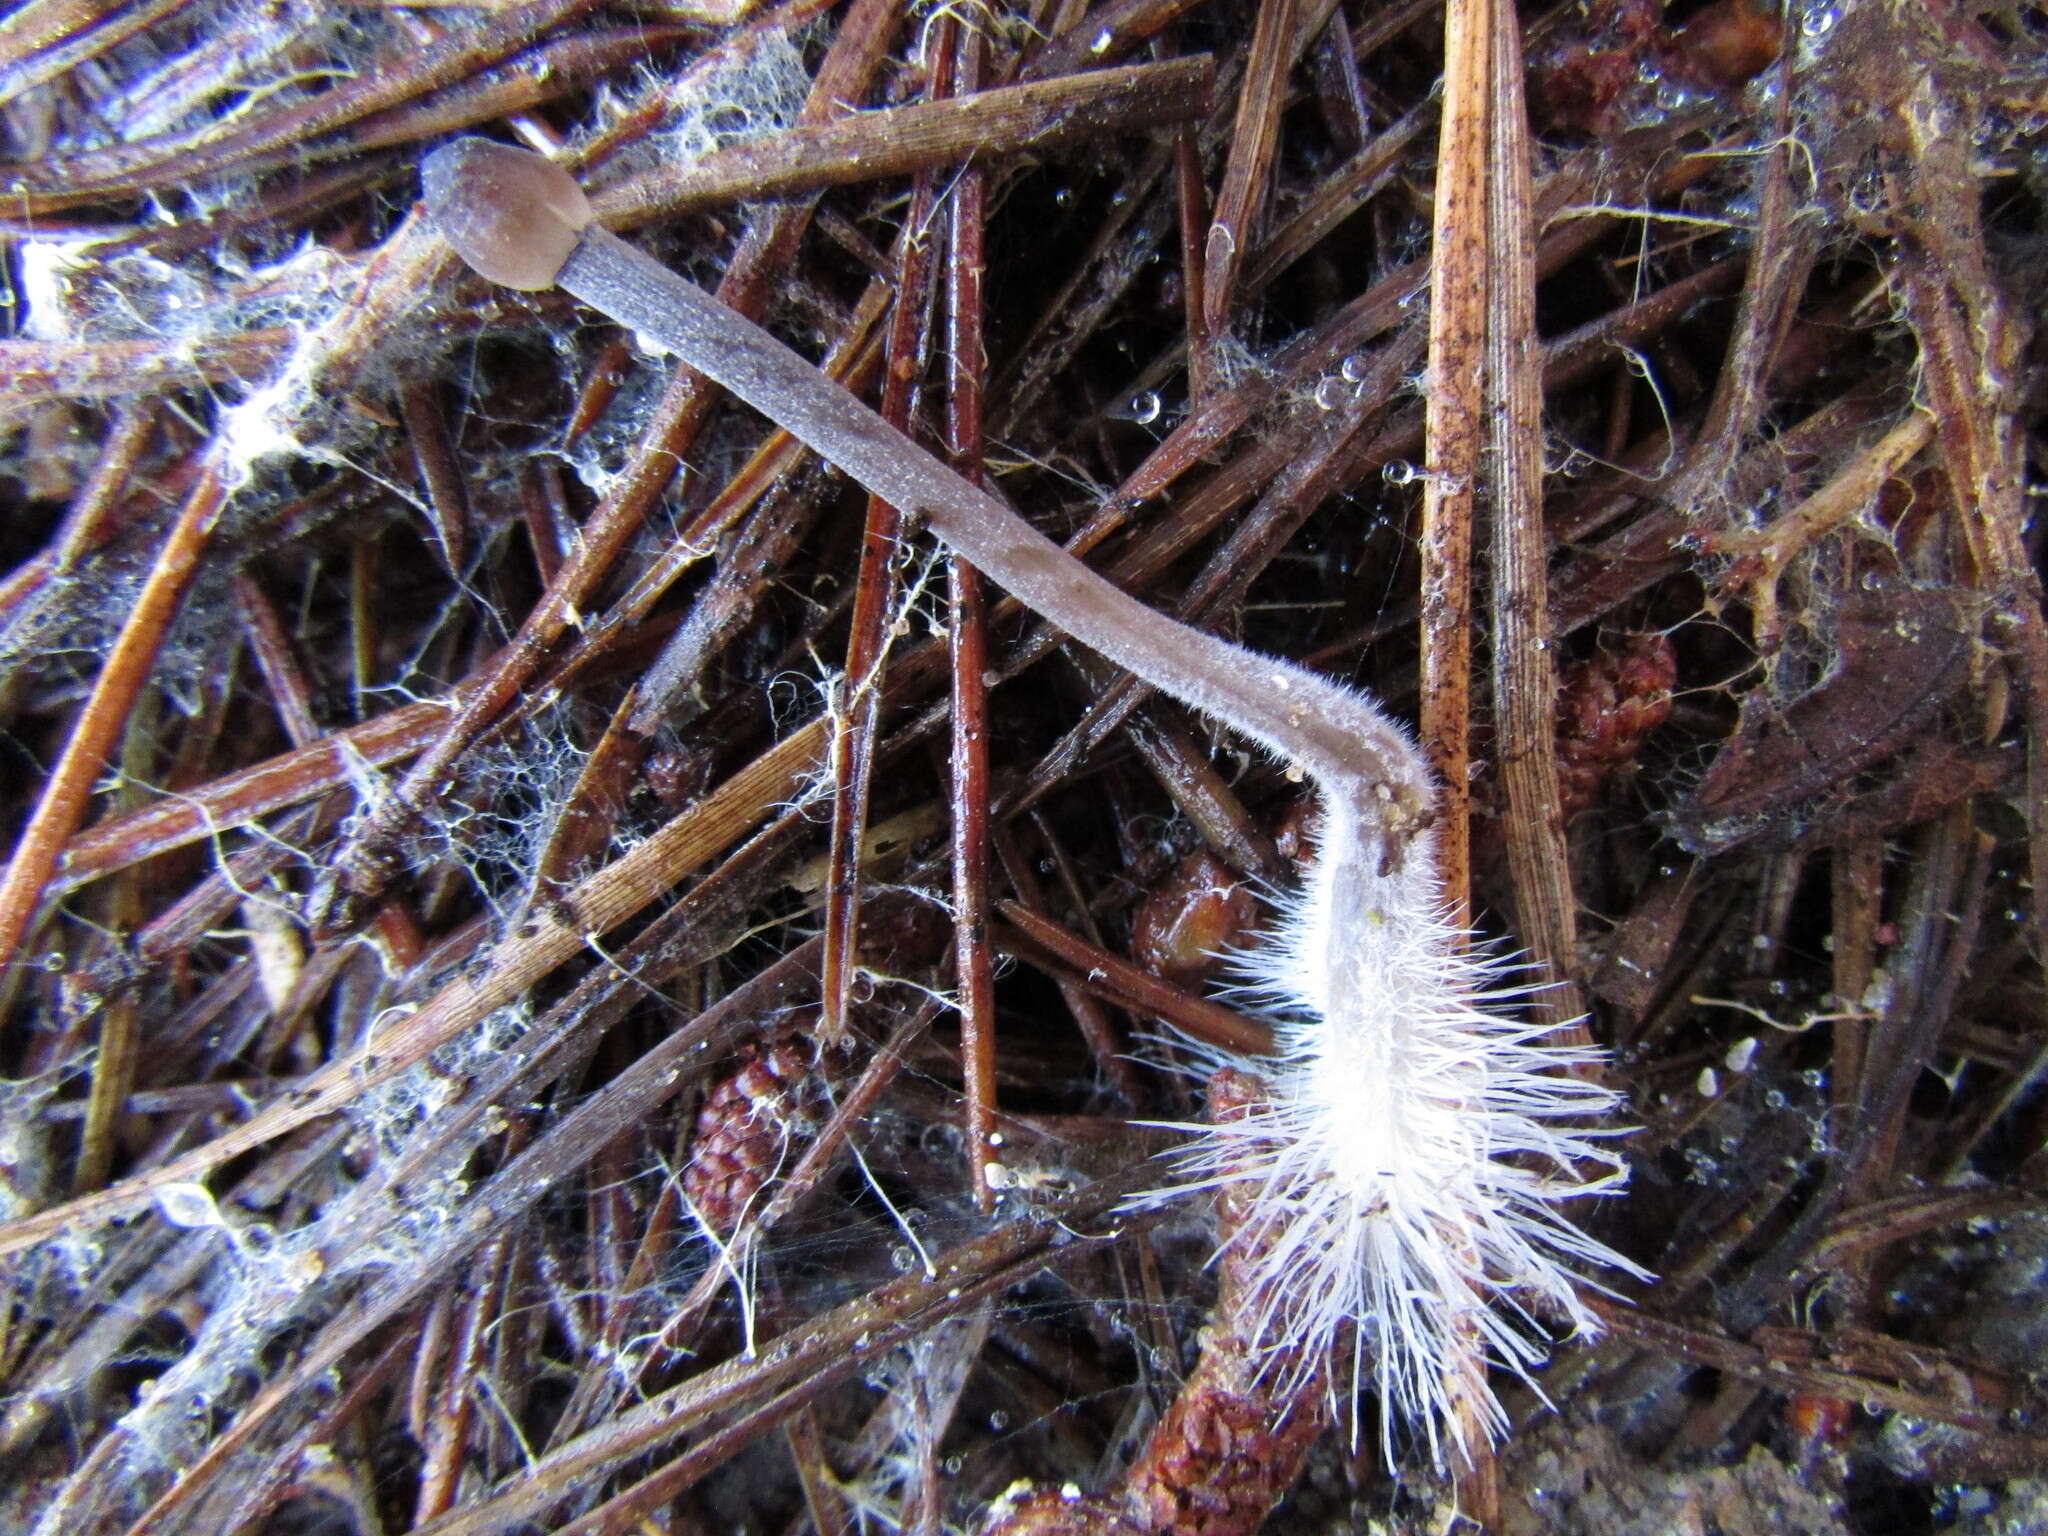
<box><xmin>421</xmin><ymin>137</ymin><xmax>593</xmax><ymax>291</ymax></box>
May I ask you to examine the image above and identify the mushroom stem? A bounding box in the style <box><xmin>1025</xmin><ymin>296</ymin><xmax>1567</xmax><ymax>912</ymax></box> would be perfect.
<box><xmin>418</xmin><ymin>135</ymin><xmax>1638</xmax><ymax>1462</ymax></box>
<box><xmin>420</xmin><ymin>135</ymin><xmax>1432</xmax><ymax>856</ymax></box>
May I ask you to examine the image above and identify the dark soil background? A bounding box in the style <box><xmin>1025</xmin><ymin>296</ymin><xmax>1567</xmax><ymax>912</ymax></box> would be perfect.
<box><xmin>0</xmin><ymin>1</ymin><xmax>2045</xmax><ymax>1533</ymax></box>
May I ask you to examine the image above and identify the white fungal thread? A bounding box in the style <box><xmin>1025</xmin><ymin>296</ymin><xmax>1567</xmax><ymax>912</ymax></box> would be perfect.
<box><xmin>420</xmin><ymin>138</ymin><xmax>1645</xmax><ymax>1465</ymax></box>
<box><xmin>1146</xmin><ymin>752</ymin><xmax>1644</xmax><ymax>1462</ymax></box>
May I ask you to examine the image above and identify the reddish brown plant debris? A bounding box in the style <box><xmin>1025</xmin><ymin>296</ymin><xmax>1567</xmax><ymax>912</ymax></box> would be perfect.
<box><xmin>1530</xmin><ymin>0</ymin><xmax>1779</xmax><ymax>137</ymax></box>
<box><xmin>983</xmin><ymin>1069</ymin><xmax>1327</xmax><ymax>1536</ymax></box>
<box><xmin>1130</xmin><ymin>847</ymin><xmax>1261</xmax><ymax>989</ymax></box>
<box><xmin>1668</xmin><ymin>0</ymin><xmax>1782</xmax><ymax>92</ymax></box>
<box><xmin>1555</xmin><ymin>632</ymin><xmax>1678</xmax><ymax>821</ymax></box>
<box><xmin>857</xmin><ymin>888</ymin><xmax>955</xmax><ymax>970</ymax></box>
<box><xmin>682</xmin><ymin>1019</ymin><xmax>847</xmax><ymax>1237</ymax></box>
<box><xmin>1670</xmin><ymin>589</ymin><xmax>1979</xmax><ymax>853</ymax></box>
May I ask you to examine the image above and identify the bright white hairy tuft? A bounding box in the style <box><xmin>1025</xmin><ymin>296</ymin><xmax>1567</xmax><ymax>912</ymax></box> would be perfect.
<box><xmin>1142</xmin><ymin>723</ymin><xmax>1647</xmax><ymax>1467</ymax></box>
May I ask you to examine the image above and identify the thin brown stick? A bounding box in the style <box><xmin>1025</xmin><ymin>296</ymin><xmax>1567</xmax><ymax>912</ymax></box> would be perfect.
<box><xmin>1417</xmin><ymin>0</ymin><xmax>1488</xmax><ymax>931</ymax></box>
<box><xmin>70</xmin><ymin>689</ymin><xmax>160</xmax><ymax>1196</ymax></box>
<box><xmin>1194</xmin><ymin>0</ymin><xmax>1294</xmax><ymax>396</ymax></box>
<box><xmin>52</xmin><ymin>697</ymin><xmax>447</xmax><ymax>896</ymax></box>
<box><xmin>993</xmin><ymin>822</ymin><xmax>1142</xmax><ymax>1104</ymax></box>
<box><xmin>1425</xmin><ymin>0</ymin><xmax>1501</xmax><ymax>1500</ymax></box>
<box><xmin>401</xmin><ymin>378</ymin><xmax>472</xmax><ymax>576</ymax></box>
<box><xmin>995</xmin><ymin>899</ymin><xmax>1272</xmax><ymax>1057</ymax></box>
<box><xmin>1483</xmin><ymin>0</ymin><xmax>1583</xmax><ymax>1038</ymax></box>
<box><xmin>942</xmin><ymin>15</ymin><xmax>1001</xmax><ymax>1215</ymax></box>
<box><xmin>819</xmin><ymin>163</ymin><xmax>941</xmax><ymax>1057</ymax></box>
<box><xmin>593</xmin><ymin>56</ymin><xmax>1214</xmax><ymax>226</ymax></box>
<box><xmin>0</xmin><ymin>463</ymin><xmax>226</xmax><ymax>977</ymax></box>
<box><xmin>232</xmin><ymin>574</ymin><xmax>322</xmax><ymax>751</ymax></box>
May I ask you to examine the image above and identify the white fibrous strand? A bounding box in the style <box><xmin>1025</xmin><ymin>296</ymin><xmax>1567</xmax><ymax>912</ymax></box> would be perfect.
<box><xmin>1157</xmin><ymin>766</ymin><xmax>1644</xmax><ymax>1462</ymax></box>
<box><xmin>419</xmin><ymin>136</ymin><xmax>1644</xmax><ymax>1462</ymax></box>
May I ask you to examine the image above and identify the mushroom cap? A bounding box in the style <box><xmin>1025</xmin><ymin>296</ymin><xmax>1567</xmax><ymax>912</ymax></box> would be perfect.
<box><xmin>421</xmin><ymin>137</ymin><xmax>593</xmax><ymax>291</ymax></box>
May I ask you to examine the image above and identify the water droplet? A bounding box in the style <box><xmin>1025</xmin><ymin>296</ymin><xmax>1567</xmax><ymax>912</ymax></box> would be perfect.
<box><xmin>1116</xmin><ymin>390</ymin><xmax>1162</xmax><ymax>425</ymax></box>
<box><xmin>154</xmin><ymin>1183</ymin><xmax>222</xmax><ymax>1229</ymax></box>
<box><xmin>1313</xmin><ymin>377</ymin><xmax>1344</xmax><ymax>411</ymax></box>
<box><xmin>1801</xmin><ymin>4</ymin><xmax>1838</xmax><ymax>37</ymax></box>
<box><xmin>1383</xmin><ymin>460</ymin><xmax>1417</xmax><ymax>485</ymax></box>
<box><xmin>1340</xmin><ymin>354</ymin><xmax>1368</xmax><ymax>384</ymax></box>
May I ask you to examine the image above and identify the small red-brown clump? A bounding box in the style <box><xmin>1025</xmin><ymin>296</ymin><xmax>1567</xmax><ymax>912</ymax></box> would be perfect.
<box><xmin>1528</xmin><ymin>0</ymin><xmax>1664</xmax><ymax>137</ymax></box>
<box><xmin>1530</xmin><ymin>0</ymin><xmax>1780</xmax><ymax>137</ymax></box>
<box><xmin>1669</xmin><ymin>0</ymin><xmax>1782</xmax><ymax>91</ymax></box>
<box><xmin>681</xmin><ymin>1025</ymin><xmax>837</xmax><ymax>1235</ymax></box>
<box><xmin>1130</xmin><ymin>849</ymin><xmax>1259</xmax><ymax>989</ymax></box>
<box><xmin>1785</xmin><ymin>1393</ymin><xmax>1854</xmax><ymax>1460</ymax></box>
<box><xmin>981</xmin><ymin>1070</ymin><xmax>1327</xmax><ymax>1536</ymax></box>
<box><xmin>857</xmin><ymin>889</ymin><xmax>953</xmax><ymax>969</ymax></box>
<box><xmin>642</xmin><ymin>744</ymin><xmax>716</xmax><ymax>814</ymax></box>
<box><xmin>1555</xmin><ymin>633</ymin><xmax>1679</xmax><ymax>820</ymax></box>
